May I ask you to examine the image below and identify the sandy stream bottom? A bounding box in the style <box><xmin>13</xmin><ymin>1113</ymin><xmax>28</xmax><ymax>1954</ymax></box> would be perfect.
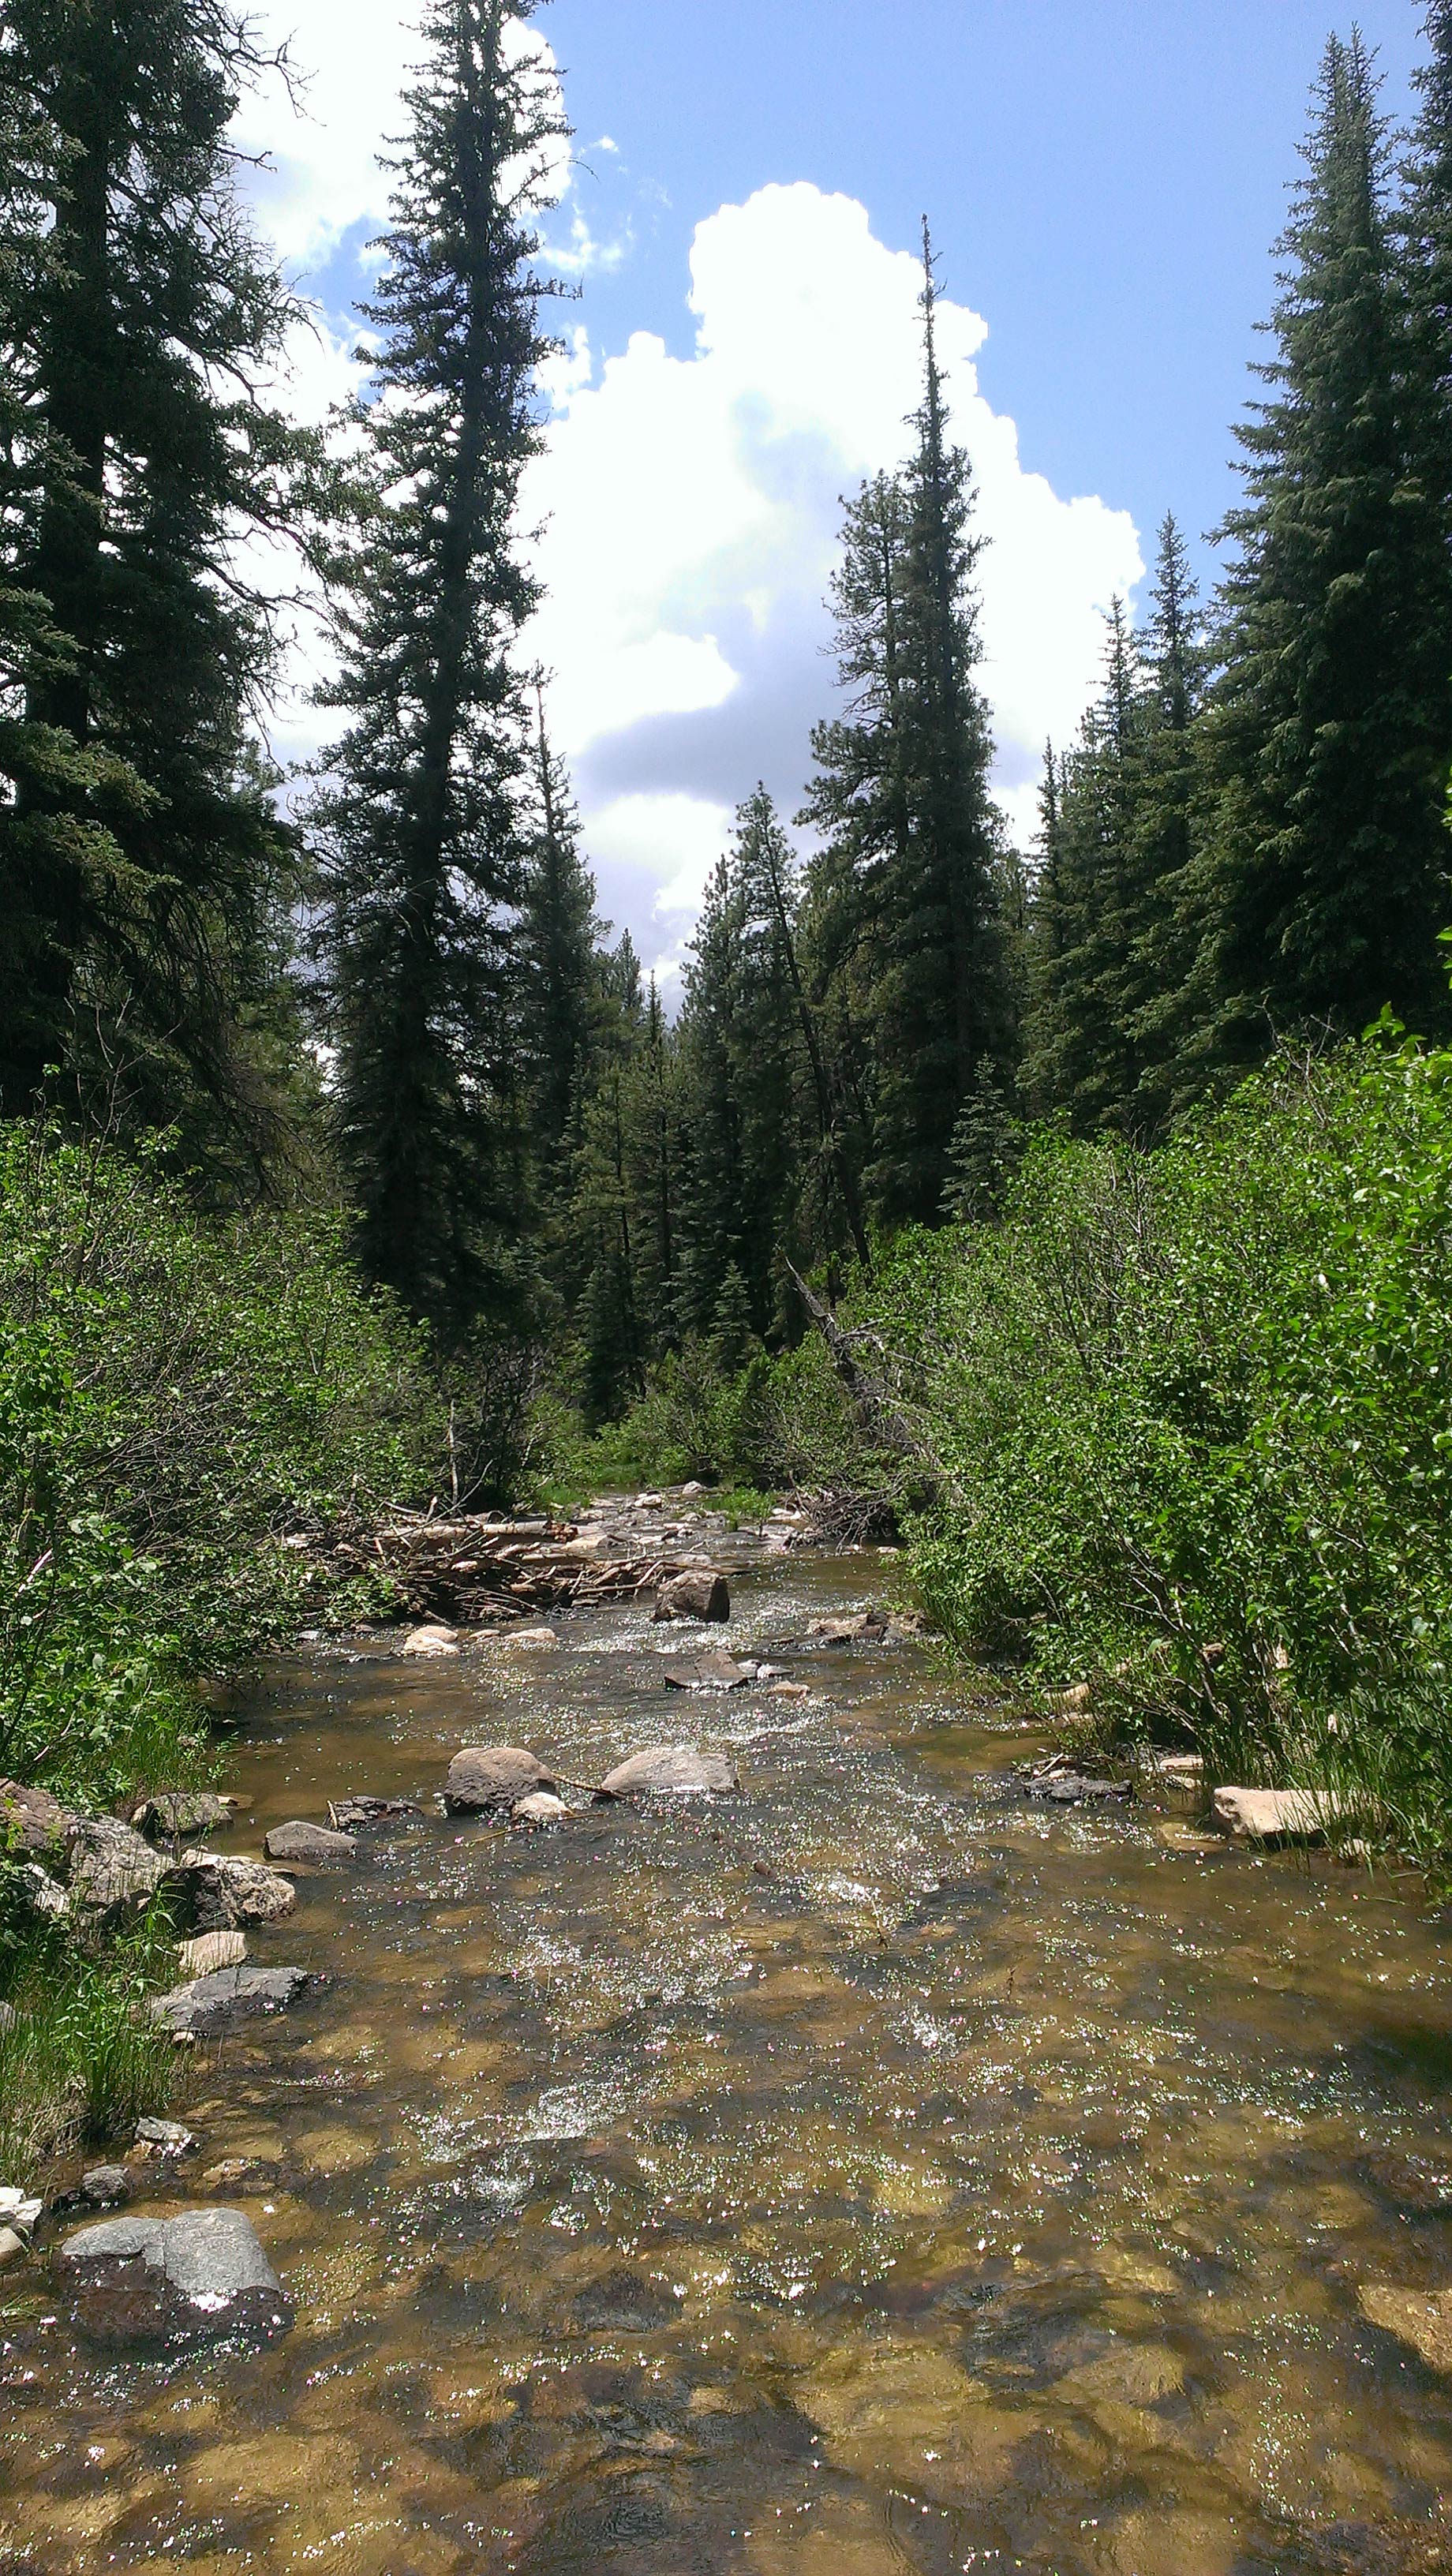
<box><xmin>5</xmin><ymin>1531</ymin><xmax>1452</xmax><ymax>2576</ymax></box>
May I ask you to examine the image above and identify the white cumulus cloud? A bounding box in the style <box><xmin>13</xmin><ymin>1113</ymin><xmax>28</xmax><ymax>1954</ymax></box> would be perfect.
<box><xmin>519</xmin><ymin>183</ymin><xmax>1143</xmax><ymax>971</ymax></box>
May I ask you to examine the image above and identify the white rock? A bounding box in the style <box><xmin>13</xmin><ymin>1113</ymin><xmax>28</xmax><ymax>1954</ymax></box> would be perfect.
<box><xmin>511</xmin><ymin>1792</ymin><xmax>570</xmax><ymax>1829</ymax></box>
<box><xmin>503</xmin><ymin>1626</ymin><xmax>559</xmax><ymax>1648</ymax></box>
<box><xmin>1212</xmin><ymin>1785</ymin><xmax>1349</xmax><ymax>1843</ymax></box>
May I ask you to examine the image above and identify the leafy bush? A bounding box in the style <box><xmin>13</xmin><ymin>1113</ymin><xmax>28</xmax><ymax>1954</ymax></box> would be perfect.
<box><xmin>858</xmin><ymin>1028</ymin><xmax>1452</xmax><ymax>1848</ymax></box>
<box><xmin>0</xmin><ymin>1117</ymin><xmax>439</xmax><ymax>1803</ymax></box>
<box><xmin>0</xmin><ymin>1894</ymin><xmax>182</xmax><ymax>2181</ymax></box>
<box><xmin>541</xmin><ymin>1328</ymin><xmax>869</xmax><ymax>1506</ymax></box>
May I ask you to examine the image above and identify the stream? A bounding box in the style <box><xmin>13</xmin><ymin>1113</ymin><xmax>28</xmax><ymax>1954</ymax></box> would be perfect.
<box><xmin>5</xmin><ymin>1503</ymin><xmax>1452</xmax><ymax>2576</ymax></box>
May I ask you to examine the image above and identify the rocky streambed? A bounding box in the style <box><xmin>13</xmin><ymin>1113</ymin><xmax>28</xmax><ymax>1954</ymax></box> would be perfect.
<box><xmin>5</xmin><ymin>1492</ymin><xmax>1452</xmax><ymax>2575</ymax></box>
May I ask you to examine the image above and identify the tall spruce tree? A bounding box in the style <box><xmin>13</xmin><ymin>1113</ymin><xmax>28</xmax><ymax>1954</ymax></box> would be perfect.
<box><xmin>1121</xmin><ymin>514</ymin><xmax>1210</xmax><ymax>1130</ymax></box>
<box><xmin>517</xmin><ymin>674</ymin><xmax>604</xmax><ymax>1230</ymax></box>
<box><xmin>1203</xmin><ymin>32</ymin><xmax>1452</xmax><ymax>1054</ymax></box>
<box><xmin>802</xmin><ymin>229</ymin><xmax>1011</xmax><ymax>1235</ymax></box>
<box><xmin>311</xmin><ymin>0</ymin><xmax>565</xmax><ymax>1335</ymax></box>
<box><xmin>0</xmin><ymin>0</ymin><xmax>309</xmax><ymax>1157</ymax></box>
<box><xmin>868</xmin><ymin>225</ymin><xmax>1010</xmax><ymax>1223</ymax></box>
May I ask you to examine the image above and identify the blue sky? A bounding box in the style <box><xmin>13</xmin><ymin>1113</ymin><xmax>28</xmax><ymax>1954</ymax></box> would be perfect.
<box><xmin>241</xmin><ymin>0</ymin><xmax>1431</xmax><ymax>976</ymax></box>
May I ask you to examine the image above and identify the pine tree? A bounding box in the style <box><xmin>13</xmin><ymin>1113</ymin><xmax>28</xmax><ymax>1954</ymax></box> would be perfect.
<box><xmin>868</xmin><ymin>225</ymin><xmax>1012</xmax><ymax>1223</ymax></box>
<box><xmin>1121</xmin><ymin>515</ymin><xmax>1211</xmax><ymax>1131</ymax></box>
<box><xmin>1203</xmin><ymin>32</ymin><xmax>1452</xmax><ymax>1054</ymax></box>
<box><xmin>1023</xmin><ymin>599</ymin><xmax>1146</xmax><ymax>1129</ymax></box>
<box><xmin>311</xmin><ymin>0</ymin><xmax>566</xmax><ymax>1335</ymax></box>
<box><xmin>802</xmin><ymin>228</ymin><xmax>1012</xmax><ymax>1235</ymax></box>
<box><xmin>0</xmin><ymin>0</ymin><xmax>310</xmax><ymax>1156</ymax></box>
<box><xmin>517</xmin><ymin>674</ymin><xmax>604</xmax><ymax>1224</ymax></box>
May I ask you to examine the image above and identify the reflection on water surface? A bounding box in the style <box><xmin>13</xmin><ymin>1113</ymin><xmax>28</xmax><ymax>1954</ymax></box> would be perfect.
<box><xmin>5</xmin><ymin>1542</ymin><xmax>1452</xmax><ymax>2575</ymax></box>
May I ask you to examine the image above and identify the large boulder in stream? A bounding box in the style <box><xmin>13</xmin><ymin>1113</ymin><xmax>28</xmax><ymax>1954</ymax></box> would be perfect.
<box><xmin>600</xmin><ymin>1744</ymin><xmax>740</xmax><ymax>1799</ymax></box>
<box><xmin>56</xmin><ymin>2207</ymin><xmax>291</xmax><ymax>2346</ymax></box>
<box><xmin>67</xmin><ymin>1818</ymin><xmax>169</xmax><ymax>1923</ymax></box>
<box><xmin>1212</xmin><ymin>1785</ymin><xmax>1349</xmax><ymax>1843</ymax></box>
<box><xmin>171</xmin><ymin>1852</ymin><xmax>297</xmax><ymax>1932</ymax></box>
<box><xmin>443</xmin><ymin>1745</ymin><xmax>555</xmax><ymax>1815</ymax></box>
<box><xmin>653</xmin><ymin>1570</ymin><xmax>731</xmax><ymax>1623</ymax></box>
<box><xmin>150</xmin><ymin>1964</ymin><xmax>312</xmax><ymax>2035</ymax></box>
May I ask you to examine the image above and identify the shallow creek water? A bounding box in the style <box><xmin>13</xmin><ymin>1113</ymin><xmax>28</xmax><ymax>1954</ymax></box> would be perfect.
<box><xmin>6</xmin><ymin>1526</ymin><xmax>1452</xmax><ymax>2576</ymax></box>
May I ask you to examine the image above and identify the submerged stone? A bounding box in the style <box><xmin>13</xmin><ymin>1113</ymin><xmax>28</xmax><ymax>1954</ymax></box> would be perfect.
<box><xmin>1359</xmin><ymin>2282</ymin><xmax>1452</xmax><ymax>2375</ymax></box>
<box><xmin>57</xmin><ymin>2207</ymin><xmax>291</xmax><ymax>2346</ymax></box>
<box><xmin>661</xmin><ymin>1653</ymin><xmax>753</xmax><ymax>1692</ymax></box>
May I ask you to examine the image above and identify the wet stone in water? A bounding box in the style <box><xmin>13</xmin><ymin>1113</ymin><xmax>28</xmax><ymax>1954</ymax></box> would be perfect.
<box><xmin>443</xmin><ymin>1744</ymin><xmax>555</xmax><ymax>1814</ymax></box>
<box><xmin>56</xmin><ymin>2207</ymin><xmax>292</xmax><ymax>2346</ymax></box>
<box><xmin>149</xmin><ymin>1964</ymin><xmax>312</xmax><ymax>2035</ymax></box>
<box><xmin>263</xmin><ymin>1819</ymin><xmax>358</xmax><ymax>1865</ymax></box>
<box><xmin>599</xmin><ymin>1744</ymin><xmax>740</xmax><ymax>1797</ymax></box>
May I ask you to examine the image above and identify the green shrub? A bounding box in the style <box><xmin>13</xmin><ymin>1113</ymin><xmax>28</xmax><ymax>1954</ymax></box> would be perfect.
<box><xmin>0</xmin><ymin>1117</ymin><xmax>439</xmax><ymax>1805</ymax></box>
<box><xmin>858</xmin><ymin>1028</ymin><xmax>1452</xmax><ymax>1844</ymax></box>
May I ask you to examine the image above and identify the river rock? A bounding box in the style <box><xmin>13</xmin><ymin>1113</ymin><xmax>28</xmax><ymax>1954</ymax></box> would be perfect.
<box><xmin>0</xmin><ymin>2188</ymin><xmax>42</xmax><ymax>2239</ymax></box>
<box><xmin>1212</xmin><ymin>1785</ymin><xmax>1346</xmax><ymax>1843</ymax></box>
<box><xmin>0</xmin><ymin>1777</ymin><xmax>73</xmax><ymax>1857</ymax></box>
<box><xmin>1025</xmin><ymin>1769</ymin><xmax>1132</xmax><ymax>1806</ymax></box>
<box><xmin>80</xmin><ymin>2165</ymin><xmax>131</xmax><ymax>2207</ymax></box>
<box><xmin>134</xmin><ymin>2117</ymin><xmax>197</xmax><ymax>2157</ymax></box>
<box><xmin>57</xmin><ymin>2207</ymin><xmax>292</xmax><ymax>2346</ymax></box>
<box><xmin>178</xmin><ymin>1929</ymin><xmax>247</xmax><ymax>1979</ymax></box>
<box><xmin>599</xmin><ymin>1745</ymin><xmax>740</xmax><ymax>1799</ymax></box>
<box><xmin>443</xmin><ymin>1745</ymin><xmax>555</xmax><ymax>1815</ymax></box>
<box><xmin>402</xmin><ymin>1623</ymin><xmax>460</xmax><ymax>1657</ymax></box>
<box><xmin>1359</xmin><ymin>2283</ymin><xmax>1452</xmax><ymax>2375</ymax></box>
<box><xmin>806</xmin><ymin>1610</ymin><xmax>889</xmax><ymax>1646</ymax></box>
<box><xmin>654</xmin><ymin>1570</ymin><xmax>731</xmax><ymax>1623</ymax></box>
<box><xmin>133</xmin><ymin>1792</ymin><xmax>237</xmax><ymax>1841</ymax></box>
<box><xmin>176</xmin><ymin>1853</ymin><xmax>297</xmax><ymax>1931</ymax></box>
<box><xmin>680</xmin><ymin>1481</ymin><xmax>705</xmax><ymax>1499</ymax></box>
<box><xmin>15</xmin><ymin>1859</ymin><xmax>69</xmax><ymax>1923</ymax></box>
<box><xmin>67</xmin><ymin>1817</ymin><xmax>168</xmax><ymax>1920</ymax></box>
<box><xmin>150</xmin><ymin>1964</ymin><xmax>312</xmax><ymax>2035</ymax></box>
<box><xmin>662</xmin><ymin>1653</ymin><xmax>753</xmax><ymax>1692</ymax></box>
<box><xmin>503</xmin><ymin>1626</ymin><xmax>558</xmax><ymax>1648</ymax></box>
<box><xmin>327</xmin><ymin>1795</ymin><xmax>418</xmax><ymax>1829</ymax></box>
<box><xmin>263</xmin><ymin>1820</ymin><xmax>357</xmax><ymax>1866</ymax></box>
<box><xmin>511</xmin><ymin>1791</ymin><xmax>570</xmax><ymax>1829</ymax></box>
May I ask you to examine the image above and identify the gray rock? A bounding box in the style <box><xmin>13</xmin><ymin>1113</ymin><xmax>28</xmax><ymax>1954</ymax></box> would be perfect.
<box><xmin>599</xmin><ymin>1745</ymin><xmax>740</xmax><ymax>1799</ymax></box>
<box><xmin>173</xmin><ymin>1853</ymin><xmax>298</xmax><ymax>1931</ymax></box>
<box><xmin>1024</xmin><ymin>1770</ymin><xmax>1132</xmax><ymax>1806</ymax></box>
<box><xmin>263</xmin><ymin>1820</ymin><xmax>357</xmax><ymax>1866</ymax></box>
<box><xmin>134</xmin><ymin>2117</ymin><xmax>197</xmax><ymax>2156</ymax></box>
<box><xmin>806</xmin><ymin>1610</ymin><xmax>889</xmax><ymax>1646</ymax></box>
<box><xmin>80</xmin><ymin>2165</ymin><xmax>131</xmax><ymax>2207</ymax></box>
<box><xmin>327</xmin><ymin>1796</ymin><xmax>417</xmax><ymax>1829</ymax></box>
<box><xmin>149</xmin><ymin>1964</ymin><xmax>312</xmax><ymax>2035</ymax></box>
<box><xmin>443</xmin><ymin>1746</ymin><xmax>555</xmax><ymax>1815</ymax></box>
<box><xmin>56</xmin><ymin>2207</ymin><xmax>291</xmax><ymax>2346</ymax></box>
<box><xmin>0</xmin><ymin>1777</ymin><xmax>73</xmax><ymax>1857</ymax></box>
<box><xmin>133</xmin><ymin>1792</ymin><xmax>235</xmax><ymax>1841</ymax></box>
<box><xmin>510</xmin><ymin>1791</ymin><xmax>570</xmax><ymax>1829</ymax></box>
<box><xmin>68</xmin><ymin>1818</ymin><xmax>168</xmax><ymax>1920</ymax></box>
<box><xmin>653</xmin><ymin>1570</ymin><xmax>731</xmax><ymax>1623</ymax></box>
<box><xmin>15</xmin><ymin>1859</ymin><xmax>69</xmax><ymax>1923</ymax></box>
<box><xmin>661</xmin><ymin>1653</ymin><xmax>753</xmax><ymax>1692</ymax></box>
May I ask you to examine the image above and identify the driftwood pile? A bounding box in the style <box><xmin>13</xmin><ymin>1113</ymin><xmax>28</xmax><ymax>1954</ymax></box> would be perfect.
<box><xmin>311</xmin><ymin>1511</ymin><xmax>696</xmax><ymax>1627</ymax></box>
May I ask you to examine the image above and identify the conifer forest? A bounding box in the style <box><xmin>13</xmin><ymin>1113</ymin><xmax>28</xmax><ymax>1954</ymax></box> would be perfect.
<box><xmin>9</xmin><ymin>9</ymin><xmax>1452</xmax><ymax>2522</ymax></box>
